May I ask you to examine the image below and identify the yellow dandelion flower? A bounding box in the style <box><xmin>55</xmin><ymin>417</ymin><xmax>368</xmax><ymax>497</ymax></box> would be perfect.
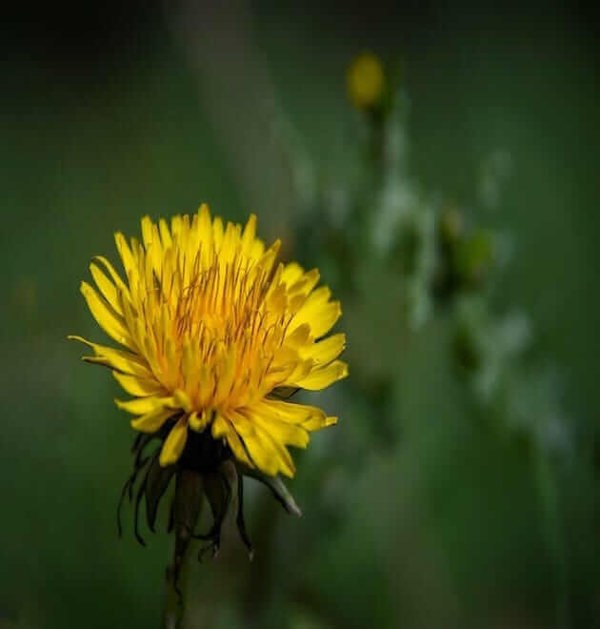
<box><xmin>346</xmin><ymin>51</ymin><xmax>385</xmax><ymax>111</ymax></box>
<box><xmin>70</xmin><ymin>204</ymin><xmax>347</xmax><ymax>479</ymax></box>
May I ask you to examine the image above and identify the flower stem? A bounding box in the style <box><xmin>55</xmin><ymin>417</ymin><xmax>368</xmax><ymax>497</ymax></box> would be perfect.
<box><xmin>164</xmin><ymin>542</ymin><xmax>195</xmax><ymax>629</ymax></box>
<box><xmin>164</xmin><ymin>561</ymin><xmax>183</xmax><ymax>629</ymax></box>
<box><xmin>534</xmin><ymin>444</ymin><xmax>570</xmax><ymax>629</ymax></box>
<box><xmin>163</xmin><ymin>470</ymin><xmax>205</xmax><ymax>628</ymax></box>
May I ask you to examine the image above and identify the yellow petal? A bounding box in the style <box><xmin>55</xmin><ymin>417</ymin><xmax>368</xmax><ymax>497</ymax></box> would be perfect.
<box><xmin>114</xmin><ymin>232</ymin><xmax>136</xmax><ymax>278</ymax></box>
<box><xmin>158</xmin><ymin>218</ymin><xmax>172</xmax><ymax>249</ymax></box>
<box><xmin>159</xmin><ymin>417</ymin><xmax>188</xmax><ymax>466</ymax></box>
<box><xmin>215</xmin><ymin>347</ymin><xmax>236</xmax><ymax>404</ymax></box>
<box><xmin>131</xmin><ymin>408</ymin><xmax>176</xmax><ymax>433</ymax></box>
<box><xmin>141</xmin><ymin>217</ymin><xmax>163</xmax><ymax>278</ymax></box>
<box><xmin>112</xmin><ymin>371</ymin><xmax>166</xmax><ymax>397</ymax></box>
<box><xmin>92</xmin><ymin>255</ymin><xmax>128</xmax><ymax>294</ymax></box>
<box><xmin>291</xmin><ymin>287</ymin><xmax>342</xmax><ymax>339</ymax></box>
<box><xmin>196</xmin><ymin>204</ymin><xmax>213</xmax><ymax>247</ymax></box>
<box><xmin>247</xmin><ymin>409</ymin><xmax>309</xmax><ymax>449</ymax></box>
<box><xmin>293</xmin><ymin>360</ymin><xmax>348</xmax><ymax>390</ymax></box>
<box><xmin>254</xmin><ymin>399</ymin><xmax>326</xmax><ymax>425</ymax></box>
<box><xmin>257</xmin><ymin>399</ymin><xmax>334</xmax><ymax>432</ymax></box>
<box><xmin>68</xmin><ymin>335</ymin><xmax>150</xmax><ymax>377</ymax></box>
<box><xmin>212</xmin><ymin>215</ymin><xmax>224</xmax><ymax>250</ymax></box>
<box><xmin>80</xmin><ymin>282</ymin><xmax>132</xmax><ymax>347</ymax></box>
<box><xmin>287</xmin><ymin>268</ymin><xmax>320</xmax><ymax>297</ymax></box>
<box><xmin>303</xmin><ymin>415</ymin><xmax>338</xmax><ymax>431</ymax></box>
<box><xmin>181</xmin><ymin>341</ymin><xmax>201</xmax><ymax>398</ymax></box>
<box><xmin>241</xmin><ymin>214</ymin><xmax>257</xmax><ymax>254</ymax></box>
<box><xmin>141</xmin><ymin>215</ymin><xmax>159</xmax><ymax>251</ymax></box>
<box><xmin>189</xmin><ymin>410</ymin><xmax>212</xmax><ymax>432</ymax></box>
<box><xmin>226</xmin><ymin>410</ymin><xmax>295</xmax><ymax>477</ymax></box>
<box><xmin>89</xmin><ymin>263</ymin><xmax>122</xmax><ymax>315</ymax></box>
<box><xmin>284</xmin><ymin>323</ymin><xmax>311</xmax><ymax>349</ymax></box>
<box><xmin>212</xmin><ymin>414</ymin><xmax>253</xmax><ymax>467</ymax></box>
<box><xmin>266</xmin><ymin>355</ymin><xmax>313</xmax><ymax>390</ymax></box>
<box><xmin>281</xmin><ymin>262</ymin><xmax>304</xmax><ymax>285</ymax></box>
<box><xmin>310</xmin><ymin>301</ymin><xmax>342</xmax><ymax>339</ymax></box>
<box><xmin>115</xmin><ymin>396</ymin><xmax>175</xmax><ymax>415</ymax></box>
<box><xmin>301</xmin><ymin>333</ymin><xmax>346</xmax><ymax>365</ymax></box>
<box><xmin>174</xmin><ymin>389</ymin><xmax>192</xmax><ymax>412</ymax></box>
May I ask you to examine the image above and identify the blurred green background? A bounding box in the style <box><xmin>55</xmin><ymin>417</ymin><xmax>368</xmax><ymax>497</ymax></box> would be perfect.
<box><xmin>1</xmin><ymin>1</ymin><xmax>599</xmax><ymax>627</ymax></box>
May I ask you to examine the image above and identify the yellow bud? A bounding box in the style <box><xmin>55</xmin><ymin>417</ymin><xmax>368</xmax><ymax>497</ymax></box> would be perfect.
<box><xmin>346</xmin><ymin>51</ymin><xmax>385</xmax><ymax>111</ymax></box>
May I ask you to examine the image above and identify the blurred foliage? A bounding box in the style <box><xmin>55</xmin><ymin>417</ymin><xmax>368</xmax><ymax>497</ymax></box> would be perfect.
<box><xmin>1</xmin><ymin>2</ymin><xmax>600</xmax><ymax>628</ymax></box>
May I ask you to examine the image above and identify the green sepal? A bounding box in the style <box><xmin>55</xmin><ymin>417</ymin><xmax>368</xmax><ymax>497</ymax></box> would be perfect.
<box><xmin>238</xmin><ymin>465</ymin><xmax>302</xmax><ymax>517</ymax></box>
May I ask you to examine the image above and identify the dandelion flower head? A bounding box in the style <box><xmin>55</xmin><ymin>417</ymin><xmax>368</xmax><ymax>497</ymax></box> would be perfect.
<box><xmin>70</xmin><ymin>205</ymin><xmax>347</xmax><ymax>477</ymax></box>
<box><xmin>347</xmin><ymin>51</ymin><xmax>385</xmax><ymax>111</ymax></box>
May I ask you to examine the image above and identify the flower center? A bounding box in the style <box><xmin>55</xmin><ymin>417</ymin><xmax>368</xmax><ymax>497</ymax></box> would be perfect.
<box><xmin>150</xmin><ymin>249</ymin><xmax>288</xmax><ymax>412</ymax></box>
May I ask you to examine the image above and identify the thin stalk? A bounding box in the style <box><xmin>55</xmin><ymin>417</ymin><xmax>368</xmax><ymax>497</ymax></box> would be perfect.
<box><xmin>534</xmin><ymin>443</ymin><xmax>570</xmax><ymax>629</ymax></box>
<box><xmin>164</xmin><ymin>545</ymin><xmax>193</xmax><ymax>629</ymax></box>
<box><xmin>164</xmin><ymin>470</ymin><xmax>205</xmax><ymax>628</ymax></box>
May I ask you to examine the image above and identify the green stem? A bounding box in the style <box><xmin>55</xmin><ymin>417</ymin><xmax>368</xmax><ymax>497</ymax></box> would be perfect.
<box><xmin>534</xmin><ymin>443</ymin><xmax>570</xmax><ymax>629</ymax></box>
<box><xmin>163</xmin><ymin>470</ymin><xmax>205</xmax><ymax>628</ymax></box>
<box><xmin>164</xmin><ymin>546</ymin><xmax>194</xmax><ymax>629</ymax></box>
<box><xmin>164</xmin><ymin>561</ymin><xmax>183</xmax><ymax>629</ymax></box>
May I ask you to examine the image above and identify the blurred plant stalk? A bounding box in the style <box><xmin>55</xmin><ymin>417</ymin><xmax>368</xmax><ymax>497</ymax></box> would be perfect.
<box><xmin>169</xmin><ymin>0</ymin><xmax>315</xmax><ymax>243</ymax></box>
<box><xmin>164</xmin><ymin>4</ymin><xmax>577</xmax><ymax>623</ymax></box>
